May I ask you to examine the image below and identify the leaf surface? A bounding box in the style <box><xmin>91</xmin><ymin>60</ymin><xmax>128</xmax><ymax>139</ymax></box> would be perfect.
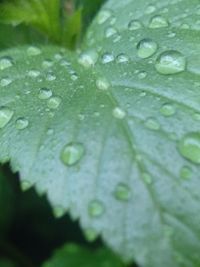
<box><xmin>0</xmin><ymin>0</ymin><xmax>200</xmax><ymax>266</ymax></box>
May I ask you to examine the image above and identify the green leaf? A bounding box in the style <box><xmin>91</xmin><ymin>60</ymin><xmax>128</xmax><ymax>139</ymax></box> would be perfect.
<box><xmin>42</xmin><ymin>244</ymin><xmax>124</xmax><ymax>267</ymax></box>
<box><xmin>0</xmin><ymin>0</ymin><xmax>200</xmax><ymax>267</ymax></box>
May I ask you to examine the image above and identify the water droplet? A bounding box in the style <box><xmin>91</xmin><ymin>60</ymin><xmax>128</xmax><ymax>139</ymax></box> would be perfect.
<box><xmin>114</xmin><ymin>183</ymin><xmax>131</xmax><ymax>201</ymax></box>
<box><xmin>155</xmin><ymin>50</ymin><xmax>186</xmax><ymax>75</ymax></box>
<box><xmin>0</xmin><ymin>57</ymin><xmax>13</xmax><ymax>70</ymax></box>
<box><xmin>160</xmin><ymin>104</ymin><xmax>176</xmax><ymax>116</ymax></box>
<box><xmin>97</xmin><ymin>10</ymin><xmax>111</xmax><ymax>24</ymax></box>
<box><xmin>142</xmin><ymin>172</ymin><xmax>153</xmax><ymax>184</ymax></box>
<box><xmin>105</xmin><ymin>27</ymin><xmax>117</xmax><ymax>38</ymax></box>
<box><xmin>78</xmin><ymin>50</ymin><xmax>98</xmax><ymax>68</ymax></box>
<box><xmin>15</xmin><ymin>117</ymin><xmax>29</xmax><ymax>130</ymax></box>
<box><xmin>47</xmin><ymin>96</ymin><xmax>61</xmax><ymax>109</ymax></box>
<box><xmin>96</xmin><ymin>78</ymin><xmax>110</xmax><ymax>90</ymax></box>
<box><xmin>145</xmin><ymin>5</ymin><xmax>156</xmax><ymax>14</ymax></box>
<box><xmin>46</xmin><ymin>72</ymin><xmax>56</xmax><ymax>81</ymax></box>
<box><xmin>145</xmin><ymin>118</ymin><xmax>160</xmax><ymax>130</ymax></box>
<box><xmin>0</xmin><ymin>77</ymin><xmax>12</xmax><ymax>87</ymax></box>
<box><xmin>149</xmin><ymin>15</ymin><xmax>169</xmax><ymax>28</ymax></box>
<box><xmin>88</xmin><ymin>200</ymin><xmax>105</xmax><ymax>217</ymax></box>
<box><xmin>128</xmin><ymin>20</ymin><xmax>143</xmax><ymax>30</ymax></box>
<box><xmin>0</xmin><ymin>107</ymin><xmax>14</xmax><ymax>128</ymax></box>
<box><xmin>112</xmin><ymin>107</ymin><xmax>126</xmax><ymax>119</ymax></box>
<box><xmin>71</xmin><ymin>73</ymin><xmax>78</xmax><ymax>81</ymax></box>
<box><xmin>137</xmin><ymin>39</ymin><xmax>158</xmax><ymax>59</ymax></box>
<box><xmin>178</xmin><ymin>133</ymin><xmax>200</xmax><ymax>164</ymax></box>
<box><xmin>116</xmin><ymin>53</ymin><xmax>129</xmax><ymax>63</ymax></box>
<box><xmin>27</xmin><ymin>46</ymin><xmax>41</xmax><ymax>56</ymax></box>
<box><xmin>84</xmin><ymin>228</ymin><xmax>98</xmax><ymax>242</ymax></box>
<box><xmin>60</xmin><ymin>142</ymin><xmax>84</xmax><ymax>166</ymax></box>
<box><xmin>138</xmin><ymin>71</ymin><xmax>147</xmax><ymax>79</ymax></box>
<box><xmin>180</xmin><ymin>166</ymin><xmax>192</xmax><ymax>180</ymax></box>
<box><xmin>38</xmin><ymin>88</ymin><xmax>52</xmax><ymax>100</ymax></box>
<box><xmin>21</xmin><ymin>180</ymin><xmax>31</xmax><ymax>191</ymax></box>
<box><xmin>53</xmin><ymin>206</ymin><xmax>65</xmax><ymax>218</ymax></box>
<box><xmin>27</xmin><ymin>70</ymin><xmax>40</xmax><ymax>78</ymax></box>
<box><xmin>42</xmin><ymin>59</ymin><xmax>53</xmax><ymax>68</ymax></box>
<box><xmin>102</xmin><ymin>53</ymin><xmax>114</xmax><ymax>64</ymax></box>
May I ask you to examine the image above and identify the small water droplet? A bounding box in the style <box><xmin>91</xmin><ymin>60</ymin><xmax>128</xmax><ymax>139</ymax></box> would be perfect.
<box><xmin>149</xmin><ymin>15</ymin><xmax>169</xmax><ymax>28</ymax></box>
<box><xmin>112</xmin><ymin>107</ymin><xmax>126</xmax><ymax>119</ymax></box>
<box><xmin>97</xmin><ymin>10</ymin><xmax>111</xmax><ymax>24</ymax></box>
<box><xmin>180</xmin><ymin>166</ymin><xmax>192</xmax><ymax>180</ymax></box>
<box><xmin>105</xmin><ymin>27</ymin><xmax>117</xmax><ymax>38</ymax></box>
<box><xmin>145</xmin><ymin>4</ymin><xmax>156</xmax><ymax>14</ymax></box>
<box><xmin>42</xmin><ymin>59</ymin><xmax>53</xmax><ymax>68</ymax></box>
<box><xmin>88</xmin><ymin>200</ymin><xmax>105</xmax><ymax>217</ymax></box>
<box><xmin>27</xmin><ymin>70</ymin><xmax>40</xmax><ymax>78</ymax></box>
<box><xmin>137</xmin><ymin>39</ymin><xmax>158</xmax><ymax>59</ymax></box>
<box><xmin>47</xmin><ymin>96</ymin><xmax>61</xmax><ymax>109</ymax></box>
<box><xmin>116</xmin><ymin>53</ymin><xmax>129</xmax><ymax>63</ymax></box>
<box><xmin>96</xmin><ymin>78</ymin><xmax>110</xmax><ymax>90</ymax></box>
<box><xmin>128</xmin><ymin>20</ymin><xmax>143</xmax><ymax>30</ymax></box>
<box><xmin>160</xmin><ymin>104</ymin><xmax>176</xmax><ymax>116</ymax></box>
<box><xmin>38</xmin><ymin>88</ymin><xmax>52</xmax><ymax>100</ymax></box>
<box><xmin>178</xmin><ymin>133</ymin><xmax>200</xmax><ymax>164</ymax></box>
<box><xmin>0</xmin><ymin>107</ymin><xmax>14</xmax><ymax>128</ymax></box>
<box><xmin>145</xmin><ymin>118</ymin><xmax>160</xmax><ymax>130</ymax></box>
<box><xmin>0</xmin><ymin>77</ymin><xmax>12</xmax><ymax>87</ymax></box>
<box><xmin>84</xmin><ymin>228</ymin><xmax>98</xmax><ymax>242</ymax></box>
<box><xmin>0</xmin><ymin>57</ymin><xmax>13</xmax><ymax>70</ymax></box>
<box><xmin>27</xmin><ymin>46</ymin><xmax>41</xmax><ymax>56</ymax></box>
<box><xmin>71</xmin><ymin>73</ymin><xmax>78</xmax><ymax>81</ymax></box>
<box><xmin>60</xmin><ymin>142</ymin><xmax>84</xmax><ymax>166</ymax></box>
<box><xmin>53</xmin><ymin>206</ymin><xmax>65</xmax><ymax>218</ymax></box>
<box><xmin>101</xmin><ymin>53</ymin><xmax>114</xmax><ymax>64</ymax></box>
<box><xmin>21</xmin><ymin>180</ymin><xmax>31</xmax><ymax>191</ymax></box>
<box><xmin>15</xmin><ymin>117</ymin><xmax>29</xmax><ymax>130</ymax></box>
<box><xmin>114</xmin><ymin>183</ymin><xmax>131</xmax><ymax>201</ymax></box>
<box><xmin>78</xmin><ymin>50</ymin><xmax>98</xmax><ymax>68</ymax></box>
<box><xmin>46</xmin><ymin>72</ymin><xmax>56</xmax><ymax>81</ymax></box>
<box><xmin>138</xmin><ymin>71</ymin><xmax>147</xmax><ymax>79</ymax></box>
<box><xmin>155</xmin><ymin>50</ymin><xmax>186</xmax><ymax>75</ymax></box>
<box><xmin>142</xmin><ymin>172</ymin><xmax>153</xmax><ymax>184</ymax></box>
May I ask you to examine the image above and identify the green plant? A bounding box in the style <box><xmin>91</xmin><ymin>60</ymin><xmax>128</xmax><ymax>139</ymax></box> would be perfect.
<box><xmin>0</xmin><ymin>0</ymin><xmax>200</xmax><ymax>266</ymax></box>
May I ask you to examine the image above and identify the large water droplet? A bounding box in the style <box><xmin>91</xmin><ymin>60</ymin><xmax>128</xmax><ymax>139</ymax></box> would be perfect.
<box><xmin>178</xmin><ymin>133</ymin><xmax>200</xmax><ymax>164</ymax></box>
<box><xmin>160</xmin><ymin>104</ymin><xmax>176</xmax><ymax>116</ymax></box>
<box><xmin>0</xmin><ymin>57</ymin><xmax>13</xmax><ymax>70</ymax></box>
<box><xmin>114</xmin><ymin>183</ymin><xmax>131</xmax><ymax>201</ymax></box>
<box><xmin>38</xmin><ymin>88</ymin><xmax>52</xmax><ymax>100</ymax></box>
<box><xmin>0</xmin><ymin>107</ymin><xmax>14</xmax><ymax>128</ymax></box>
<box><xmin>112</xmin><ymin>107</ymin><xmax>126</xmax><ymax>119</ymax></box>
<box><xmin>137</xmin><ymin>39</ymin><xmax>158</xmax><ymax>59</ymax></box>
<box><xmin>27</xmin><ymin>46</ymin><xmax>41</xmax><ymax>56</ymax></box>
<box><xmin>155</xmin><ymin>50</ymin><xmax>186</xmax><ymax>75</ymax></box>
<box><xmin>96</xmin><ymin>78</ymin><xmax>110</xmax><ymax>90</ymax></box>
<box><xmin>128</xmin><ymin>20</ymin><xmax>143</xmax><ymax>30</ymax></box>
<box><xmin>15</xmin><ymin>117</ymin><xmax>29</xmax><ymax>130</ymax></box>
<box><xmin>47</xmin><ymin>96</ymin><xmax>61</xmax><ymax>110</ymax></box>
<box><xmin>149</xmin><ymin>15</ymin><xmax>169</xmax><ymax>28</ymax></box>
<box><xmin>78</xmin><ymin>50</ymin><xmax>98</xmax><ymax>68</ymax></box>
<box><xmin>88</xmin><ymin>200</ymin><xmax>105</xmax><ymax>217</ymax></box>
<box><xmin>60</xmin><ymin>142</ymin><xmax>84</xmax><ymax>166</ymax></box>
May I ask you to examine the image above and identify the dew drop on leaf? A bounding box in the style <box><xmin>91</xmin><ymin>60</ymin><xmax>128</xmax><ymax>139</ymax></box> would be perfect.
<box><xmin>137</xmin><ymin>39</ymin><xmax>158</xmax><ymax>59</ymax></box>
<box><xmin>47</xmin><ymin>96</ymin><xmax>62</xmax><ymax>110</ymax></box>
<box><xmin>145</xmin><ymin>4</ymin><xmax>156</xmax><ymax>14</ymax></box>
<box><xmin>38</xmin><ymin>88</ymin><xmax>53</xmax><ymax>100</ymax></box>
<box><xmin>78</xmin><ymin>50</ymin><xmax>98</xmax><ymax>68</ymax></box>
<box><xmin>160</xmin><ymin>104</ymin><xmax>176</xmax><ymax>117</ymax></box>
<box><xmin>96</xmin><ymin>78</ymin><xmax>110</xmax><ymax>90</ymax></box>
<box><xmin>27</xmin><ymin>70</ymin><xmax>40</xmax><ymax>78</ymax></box>
<box><xmin>128</xmin><ymin>20</ymin><xmax>143</xmax><ymax>30</ymax></box>
<box><xmin>114</xmin><ymin>183</ymin><xmax>131</xmax><ymax>201</ymax></box>
<box><xmin>97</xmin><ymin>10</ymin><xmax>111</xmax><ymax>24</ymax></box>
<box><xmin>46</xmin><ymin>73</ymin><xmax>56</xmax><ymax>81</ymax></box>
<box><xmin>88</xmin><ymin>200</ymin><xmax>105</xmax><ymax>217</ymax></box>
<box><xmin>0</xmin><ymin>57</ymin><xmax>13</xmax><ymax>70</ymax></box>
<box><xmin>15</xmin><ymin>117</ymin><xmax>29</xmax><ymax>130</ymax></box>
<box><xmin>27</xmin><ymin>46</ymin><xmax>41</xmax><ymax>56</ymax></box>
<box><xmin>149</xmin><ymin>15</ymin><xmax>169</xmax><ymax>28</ymax></box>
<box><xmin>0</xmin><ymin>107</ymin><xmax>14</xmax><ymax>128</ymax></box>
<box><xmin>60</xmin><ymin>142</ymin><xmax>85</xmax><ymax>166</ymax></box>
<box><xmin>180</xmin><ymin>166</ymin><xmax>192</xmax><ymax>180</ymax></box>
<box><xmin>155</xmin><ymin>50</ymin><xmax>186</xmax><ymax>75</ymax></box>
<box><xmin>112</xmin><ymin>107</ymin><xmax>126</xmax><ymax>119</ymax></box>
<box><xmin>116</xmin><ymin>53</ymin><xmax>129</xmax><ymax>63</ymax></box>
<box><xmin>84</xmin><ymin>228</ymin><xmax>98</xmax><ymax>242</ymax></box>
<box><xmin>21</xmin><ymin>180</ymin><xmax>32</xmax><ymax>191</ymax></box>
<box><xmin>53</xmin><ymin>205</ymin><xmax>65</xmax><ymax>218</ymax></box>
<box><xmin>0</xmin><ymin>77</ymin><xmax>12</xmax><ymax>87</ymax></box>
<box><xmin>105</xmin><ymin>27</ymin><xmax>117</xmax><ymax>38</ymax></box>
<box><xmin>178</xmin><ymin>133</ymin><xmax>200</xmax><ymax>164</ymax></box>
<box><xmin>145</xmin><ymin>118</ymin><xmax>160</xmax><ymax>130</ymax></box>
<box><xmin>102</xmin><ymin>53</ymin><xmax>115</xmax><ymax>64</ymax></box>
